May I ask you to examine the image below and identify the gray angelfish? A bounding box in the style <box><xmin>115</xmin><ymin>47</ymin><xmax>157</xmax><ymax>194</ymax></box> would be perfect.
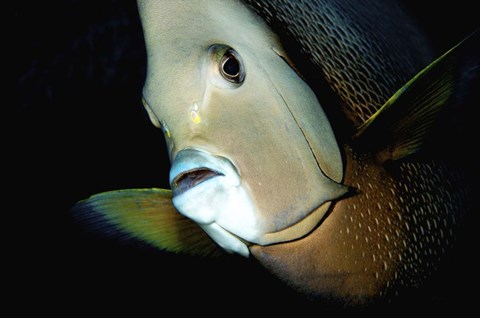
<box><xmin>72</xmin><ymin>0</ymin><xmax>478</xmax><ymax>304</ymax></box>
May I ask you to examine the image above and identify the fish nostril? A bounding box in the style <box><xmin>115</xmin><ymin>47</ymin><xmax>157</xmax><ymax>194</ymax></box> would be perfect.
<box><xmin>172</xmin><ymin>168</ymin><xmax>224</xmax><ymax>196</ymax></box>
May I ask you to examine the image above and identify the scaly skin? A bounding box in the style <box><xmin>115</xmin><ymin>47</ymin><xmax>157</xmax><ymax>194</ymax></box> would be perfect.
<box><xmin>250</xmin><ymin>146</ymin><xmax>470</xmax><ymax>304</ymax></box>
<box><xmin>244</xmin><ymin>0</ymin><xmax>434</xmax><ymax>126</ymax></box>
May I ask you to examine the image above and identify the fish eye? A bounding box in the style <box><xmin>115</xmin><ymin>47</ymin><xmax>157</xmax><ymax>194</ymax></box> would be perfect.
<box><xmin>220</xmin><ymin>49</ymin><xmax>245</xmax><ymax>84</ymax></box>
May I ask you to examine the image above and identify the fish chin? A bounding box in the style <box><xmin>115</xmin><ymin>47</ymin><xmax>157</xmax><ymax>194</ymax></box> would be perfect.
<box><xmin>198</xmin><ymin>223</ymin><xmax>250</xmax><ymax>257</ymax></box>
<box><xmin>170</xmin><ymin>149</ymin><xmax>262</xmax><ymax>256</ymax></box>
<box><xmin>172</xmin><ymin>174</ymin><xmax>259</xmax><ymax>257</ymax></box>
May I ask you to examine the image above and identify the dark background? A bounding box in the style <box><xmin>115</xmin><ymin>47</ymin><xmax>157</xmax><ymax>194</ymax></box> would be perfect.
<box><xmin>11</xmin><ymin>0</ymin><xmax>478</xmax><ymax>314</ymax></box>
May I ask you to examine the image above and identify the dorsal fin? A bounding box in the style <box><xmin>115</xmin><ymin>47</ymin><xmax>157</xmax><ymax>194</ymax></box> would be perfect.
<box><xmin>71</xmin><ymin>188</ymin><xmax>223</xmax><ymax>257</ymax></box>
<box><xmin>353</xmin><ymin>29</ymin><xmax>479</xmax><ymax>162</ymax></box>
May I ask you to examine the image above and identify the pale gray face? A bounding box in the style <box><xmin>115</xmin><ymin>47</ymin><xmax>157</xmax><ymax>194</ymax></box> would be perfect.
<box><xmin>138</xmin><ymin>0</ymin><xmax>346</xmax><ymax>256</ymax></box>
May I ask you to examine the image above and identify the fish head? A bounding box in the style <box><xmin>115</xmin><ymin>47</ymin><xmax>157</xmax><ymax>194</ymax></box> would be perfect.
<box><xmin>138</xmin><ymin>0</ymin><xmax>347</xmax><ymax>256</ymax></box>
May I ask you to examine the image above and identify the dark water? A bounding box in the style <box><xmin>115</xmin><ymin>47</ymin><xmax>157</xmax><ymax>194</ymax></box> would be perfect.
<box><xmin>11</xmin><ymin>1</ymin><xmax>478</xmax><ymax>314</ymax></box>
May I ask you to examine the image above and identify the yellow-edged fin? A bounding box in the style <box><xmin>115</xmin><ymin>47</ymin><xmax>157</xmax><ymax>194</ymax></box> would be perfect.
<box><xmin>353</xmin><ymin>29</ymin><xmax>479</xmax><ymax>162</ymax></box>
<box><xmin>71</xmin><ymin>188</ymin><xmax>223</xmax><ymax>257</ymax></box>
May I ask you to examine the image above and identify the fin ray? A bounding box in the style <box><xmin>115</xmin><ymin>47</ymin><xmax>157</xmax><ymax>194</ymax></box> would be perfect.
<box><xmin>71</xmin><ymin>188</ymin><xmax>222</xmax><ymax>257</ymax></box>
<box><xmin>354</xmin><ymin>29</ymin><xmax>479</xmax><ymax>161</ymax></box>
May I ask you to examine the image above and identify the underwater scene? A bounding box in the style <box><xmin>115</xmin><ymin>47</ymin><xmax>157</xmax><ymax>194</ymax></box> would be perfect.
<box><xmin>12</xmin><ymin>0</ymin><xmax>479</xmax><ymax>314</ymax></box>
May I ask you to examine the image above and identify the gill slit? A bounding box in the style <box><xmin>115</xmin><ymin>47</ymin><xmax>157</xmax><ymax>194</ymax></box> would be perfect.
<box><xmin>265</xmin><ymin>50</ymin><xmax>327</xmax><ymax>176</ymax></box>
<box><xmin>269</xmin><ymin>80</ymin><xmax>324</xmax><ymax>175</ymax></box>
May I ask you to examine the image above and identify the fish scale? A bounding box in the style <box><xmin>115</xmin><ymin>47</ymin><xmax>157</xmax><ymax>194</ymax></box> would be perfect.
<box><xmin>251</xmin><ymin>146</ymin><xmax>471</xmax><ymax>302</ymax></box>
<box><xmin>241</xmin><ymin>0</ymin><xmax>473</xmax><ymax>301</ymax></box>
<box><xmin>243</xmin><ymin>0</ymin><xmax>433</xmax><ymax>126</ymax></box>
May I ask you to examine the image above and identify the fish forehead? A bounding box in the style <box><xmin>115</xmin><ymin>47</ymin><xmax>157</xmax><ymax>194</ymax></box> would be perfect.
<box><xmin>137</xmin><ymin>0</ymin><xmax>279</xmax><ymax>52</ymax></box>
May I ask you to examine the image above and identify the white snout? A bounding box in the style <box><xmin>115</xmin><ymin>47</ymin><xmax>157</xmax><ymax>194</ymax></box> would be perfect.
<box><xmin>170</xmin><ymin>148</ymin><xmax>261</xmax><ymax>257</ymax></box>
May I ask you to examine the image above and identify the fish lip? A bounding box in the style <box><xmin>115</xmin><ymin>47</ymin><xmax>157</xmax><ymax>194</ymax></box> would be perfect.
<box><xmin>171</xmin><ymin>167</ymin><xmax>224</xmax><ymax>196</ymax></box>
<box><xmin>169</xmin><ymin>148</ymin><xmax>240</xmax><ymax>197</ymax></box>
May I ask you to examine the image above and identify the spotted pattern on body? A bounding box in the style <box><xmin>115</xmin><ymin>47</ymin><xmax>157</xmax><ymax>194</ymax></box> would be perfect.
<box><xmin>251</xmin><ymin>147</ymin><xmax>470</xmax><ymax>303</ymax></box>
<box><xmin>244</xmin><ymin>0</ymin><xmax>433</xmax><ymax>126</ymax></box>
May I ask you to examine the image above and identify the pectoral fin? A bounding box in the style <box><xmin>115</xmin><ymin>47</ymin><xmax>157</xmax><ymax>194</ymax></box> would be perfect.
<box><xmin>353</xmin><ymin>29</ymin><xmax>479</xmax><ymax>162</ymax></box>
<box><xmin>71</xmin><ymin>188</ymin><xmax>222</xmax><ymax>257</ymax></box>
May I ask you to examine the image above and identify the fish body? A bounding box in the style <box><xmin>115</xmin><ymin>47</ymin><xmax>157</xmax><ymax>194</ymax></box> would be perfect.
<box><xmin>251</xmin><ymin>146</ymin><xmax>471</xmax><ymax>302</ymax></box>
<box><xmin>72</xmin><ymin>0</ymin><xmax>477</xmax><ymax>305</ymax></box>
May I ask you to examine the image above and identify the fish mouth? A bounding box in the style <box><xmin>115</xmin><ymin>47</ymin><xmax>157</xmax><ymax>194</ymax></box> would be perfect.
<box><xmin>169</xmin><ymin>148</ymin><xmax>241</xmax><ymax>197</ymax></box>
<box><xmin>172</xmin><ymin>167</ymin><xmax>224</xmax><ymax>196</ymax></box>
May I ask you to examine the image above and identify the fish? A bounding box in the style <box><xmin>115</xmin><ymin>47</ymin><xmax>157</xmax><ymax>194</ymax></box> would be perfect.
<box><xmin>71</xmin><ymin>0</ymin><xmax>478</xmax><ymax>306</ymax></box>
